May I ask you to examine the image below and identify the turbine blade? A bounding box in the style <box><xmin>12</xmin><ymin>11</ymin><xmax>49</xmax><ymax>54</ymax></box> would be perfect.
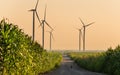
<box><xmin>45</xmin><ymin>21</ymin><xmax>53</xmax><ymax>30</ymax></box>
<box><xmin>38</xmin><ymin>20</ymin><xmax>43</xmax><ymax>28</ymax></box>
<box><xmin>86</xmin><ymin>22</ymin><xmax>95</xmax><ymax>27</ymax></box>
<box><xmin>28</xmin><ymin>9</ymin><xmax>34</xmax><ymax>11</ymax></box>
<box><xmin>79</xmin><ymin>17</ymin><xmax>85</xmax><ymax>26</ymax></box>
<box><xmin>35</xmin><ymin>11</ymin><xmax>42</xmax><ymax>26</ymax></box>
<box><xmin>44</xmin><ymin>4</ymin><xmax>47</xmax><ymax>20</ymax></box>
<box><xmin>76</xmin><ymin>28</ymin><xmax>80</xmax><ymax>31</ymax></box>
<box><xmin>46</xmin><ymin>31</ymin><xmax>50</xmax><ymax>33</ymax></box>
<box><xmin>35</xmin><ymin>0</ymin><xmax>39</xmax><ymax>9</ymax></box>
<box><xmin>50</xmin><ymin>28</ymin><xmax>54</xmax><ymax>32</ymax></box>
<box><xmin>51</xmin><ymin>28</ymin><xmax>54</xmax><ymax>31</ymax></box>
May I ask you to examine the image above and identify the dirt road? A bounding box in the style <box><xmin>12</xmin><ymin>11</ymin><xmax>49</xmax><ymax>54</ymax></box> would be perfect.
<box><xmin>45</xmin><ymin>54</ymin><xmax>106</xmax><ymax>75</ymax></box>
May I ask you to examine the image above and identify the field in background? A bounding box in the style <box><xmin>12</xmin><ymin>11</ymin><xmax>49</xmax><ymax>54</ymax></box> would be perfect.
<box><xmin>48</xmin><ymin>50</ymin><xmax>106</xmax><ymax>55</ymax></box>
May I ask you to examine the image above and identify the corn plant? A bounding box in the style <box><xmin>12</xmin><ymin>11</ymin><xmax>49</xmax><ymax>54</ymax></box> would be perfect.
<box><xmin>0</xmin><ymin>19</ymin><xmax>62</xmax><ymax>75</ymax></box>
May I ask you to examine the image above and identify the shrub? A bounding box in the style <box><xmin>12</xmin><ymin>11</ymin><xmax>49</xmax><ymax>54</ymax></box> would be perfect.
<box><xmin>69</xmin><ymin>46</ymin><xmax>120</xmax><ymax>75</ymax></box>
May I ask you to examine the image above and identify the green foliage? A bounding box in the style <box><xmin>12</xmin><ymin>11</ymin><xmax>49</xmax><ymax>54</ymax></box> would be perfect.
<box><xmin>0</xmin><ymin>19</ymin><xmax>62</xmax><ymax>75</ymax></box>
<box><xmin>104</xmin><ymin>46</ymin><xmax>120</xmax><ymax>75</ymax></box>
<box><xmin>69</xmin><ymin>47</ymin><xmax>120</xmax><ymax>75</ymax></box>
<box><xmin>69</xmin><ymin>52</ymin><xmax>105</xmax><ymax>72</ymax></box>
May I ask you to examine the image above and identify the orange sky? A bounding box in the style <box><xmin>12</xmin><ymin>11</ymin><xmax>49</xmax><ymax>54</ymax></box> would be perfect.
<box><xmin>0</xmin><ymin>0</ymin><xmax>120</xmax><ymax>50</ymax></box>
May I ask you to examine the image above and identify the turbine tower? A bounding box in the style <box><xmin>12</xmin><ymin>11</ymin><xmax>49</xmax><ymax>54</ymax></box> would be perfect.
<box><xmin>79</xmin><ymin>18</ymin><xmax>94</xmax><ymax>51</ymax></box>
<box><xmin>76</xmin><ymin>28</ymin><xmax>82</xmax><ymax>51</ymax></box>
<box><xmin>41</xmin><ymin>5</ymin><xmax>53</xmax><ymax>49</ymax></box>
<box><xmin>47</xmin><ymin>29</ymin><xmax>54</xmax><ymax>51</ymax></box>
<box><xmin>29</xmin><ymin>0</ymin><xmax>41</xmax><ymax>41</ymax></box>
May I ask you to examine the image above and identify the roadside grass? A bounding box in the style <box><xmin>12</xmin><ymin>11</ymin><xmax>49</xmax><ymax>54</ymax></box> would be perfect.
<box><xmin>69</xmin><ymin>47</ymin><xmax>120</xmax><ymax>75</ymax></box>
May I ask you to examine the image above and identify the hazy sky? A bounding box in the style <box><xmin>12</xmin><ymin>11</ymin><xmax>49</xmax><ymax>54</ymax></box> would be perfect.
<box><xmin>0</xmin><ymin>0</ymin><xmax>120</xmax><ymax>50</ymax></box>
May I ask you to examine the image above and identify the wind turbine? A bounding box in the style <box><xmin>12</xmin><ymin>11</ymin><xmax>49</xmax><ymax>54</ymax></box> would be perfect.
<box><xmin>79</xmin><ymin>18</ymin><xmax>95</xmax><ymax>51</ymax></box>
<box><xmin>41</xmin><ymin>5</ymin><xmax>53</xmax><ymax>49</ymax></box>
<box><xmin>29</xmin><ymin>0</ymin><xmax>41</xmax><ymax>41</ymax></box>
<box><xmin>47</xmin><ymin>29</ymin><xmax>54</xmax><ymax>51</ymax></box>
<box><xmin>76</xmin><ymin>28</ymin><xmax>82</xmax><ymax>51</ymax></box>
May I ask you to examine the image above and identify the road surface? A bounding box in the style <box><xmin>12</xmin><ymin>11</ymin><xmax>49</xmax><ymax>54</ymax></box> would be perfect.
<box><xmin>45</xmin><ymin>54</ymin><xmax>106</xmax><ymax>75</ymax></box>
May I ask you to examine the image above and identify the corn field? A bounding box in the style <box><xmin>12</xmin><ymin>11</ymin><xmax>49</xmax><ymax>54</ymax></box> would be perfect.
<box><xmin>0</xmin><ymin>19</ymin><xmax>62</xmax><ymax>75</ymax></box>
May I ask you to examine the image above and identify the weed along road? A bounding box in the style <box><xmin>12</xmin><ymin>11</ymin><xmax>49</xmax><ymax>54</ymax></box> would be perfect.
<box><xmin>45</xmin><ymin>54</ymin><xmax>106</xmax><ymax>75</ymax></box>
